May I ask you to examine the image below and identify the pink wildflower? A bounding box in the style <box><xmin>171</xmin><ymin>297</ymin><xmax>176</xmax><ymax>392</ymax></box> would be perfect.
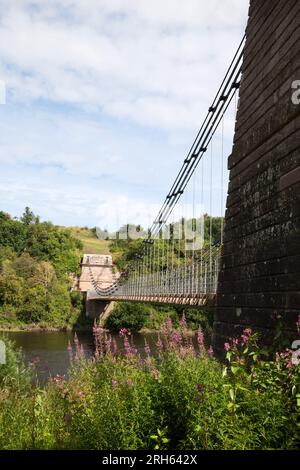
<box><xmin>145</xmin><ymin>355</ymin><xmax>152</xmax><ymax>370</ymax></box>
<box><xmin>296</xmin><ymin>315</ymin><xmax>300</xmax><ymax>335</ymax></box>
<box><xmin>105</xmin><ymin>335</ymin><xmax>112</xmax><ymax>355</ymax></box>
<box><xmin>207</xmin><ymin>346</ymin><xmax>214</xmax><ymax>358</ymax></box>
<box><xmin>144</xmin><ymin>339</ymin><xmax>151</xmax><ymax>356</ymax></box>
<box><xmin>156</xmin><ymin>335</ymin><xmax>164</xmax><ymax>351</ymax></box>
<box><xmin>275</xmin><ymin>352</ymin><xmax>280</xmax><ymax>362</ymax></box>
<box><xmin>112</xmin><ymin>338</ymin><xmax>118</xmax><ymax>355</ymax></box>
<box><xmin>74</xmin><ymin>333</ymin><xmax>84</xmax><ymax>361</ymax></box>
<box><xmin>93</xmin><ymin>320</ymin><xmax>104</xmax><ymax>335</ymax></box>
<box><xmin>67</xmin><ymin>340</ymin><xmax>73</xmax><ymax>363</ymax></box>
<box><xmin>197</xmin><ymin>326</ymin><xmax>204</xmax><ymax>348</ymax></box>
<box><xmin>93</xmin><ymin>320</ymin><xmax>105</xmax><ymax>358</ymax></box>
<box><xmin>137</xmin><ymin>357</ymin><xmax>144</xmax><ymax>369</ymax></box>
<box><xmin>119</xmin><ymin>328</ymin><xmax>128</xmax><ymax>337</ymax></box>
<box><xmin>53</xmin><ymin>374</ymin><xmax>65</xmax><ymax>384</ymax></box>
<box><xmin>224</xmin><ymin>342</ymin><xmax>230</xmax><ymax>352</ymax></box>
<box><xmin>124</xmin><ymin>335</ymin><xmax>131</xmax><ymax>357</ymax></box>
<box><xmin>241</xmin><ymin>328</ymin><xmax>252</xmax><ymax>346</ymax></box>
<box><xmin>162</xmin><ymin>318</ymin><xmax>173</xmax><ymax>337</ymax></box>
<box><xmin>179</xmin><ymin>314</ymin><xmax>187</xmax><ymax>329</ymax></box>
<box><xmin>123</xmin><ymin>335</ymin><xmax>137</xmax><ymax>358</ymax></box>
<box><xmin>112</xmin><ymin>377</ymin><xmax>118</xmax><ymax>388</ymax></box>
<box><xmin>171</xmin><ymin>330</ymin><xmax>182</xmax><ymax>346</ymax></box>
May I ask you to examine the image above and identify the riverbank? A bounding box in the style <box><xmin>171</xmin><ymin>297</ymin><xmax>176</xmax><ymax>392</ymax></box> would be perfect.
<box><xmin>140</xmin><ymin>326</ymin><xmax>195</xmax><ymax>335</ymax></box>
<box><xmin>0</xmin><ymin>323</ymin><xmax>196</xmax><ymax>336</ymax></box>
<box><xmin>0</xmin><ymin>317</ymin><xmax>176</xmax><ymax>334</ymax></box>
<box><xmin>0</xmin><ymin>321</ymin><xmax>93</xmax><ymax>332</ymax></box>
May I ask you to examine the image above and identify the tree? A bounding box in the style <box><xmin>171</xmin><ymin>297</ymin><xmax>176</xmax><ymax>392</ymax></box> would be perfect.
<box><xmin>34</xmin><ymin>261</ymin><xmax>56</xmax><ymax>292</ymax></box>
<box><xmin>0</xmin><ymin>211</ymin><xmax>11</xmax><ymax>222</ymax></box>
<box><xmin>0</xmin><ymin>246</ymin><xmax>15</xmax><ymax>264</ymax></box>
<box><xmin>13</xmin><ymin>252</ymin><xmax>37</xmax><ymax>279</ymax></box>
<box><xmin>0</xmin><ymin>217</ymin><xmax>27</xmax><ymax>253</ymax></box>
<box><xmin>0</xmin><ymin>271</ymin><xmax>25</xmax><ymax>307</ymax></box>
<box><xmin>25</xmin><ymin>222</ymin><xmax>82</xmax><ymax>275</ymax></box>
<box><xmin>20</xmin><ymin>207</ymin><xmax>37</xmax><ymax>225</ymax></box>
<box><xmin>20</xmin><ymin>285</ymin><xmax>47</xmax><ymax>322</ymax></box>
<box><xmin>46</xmin><ymin>281</ymin><xmax>72</xmax><ymax>324</ymax></box>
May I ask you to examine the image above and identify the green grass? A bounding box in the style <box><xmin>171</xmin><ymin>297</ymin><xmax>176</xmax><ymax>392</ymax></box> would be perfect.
<box><xmin>67</xmin><ymin>227</ymin><xmax>111</xmax><ymax>254</ymax></box>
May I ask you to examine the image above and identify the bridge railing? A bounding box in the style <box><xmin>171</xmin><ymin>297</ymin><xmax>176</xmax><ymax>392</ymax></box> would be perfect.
<box><xmin>112</xmin><ymin>255</ymin><xmax>219</xmax><ymax>299</ymax></box>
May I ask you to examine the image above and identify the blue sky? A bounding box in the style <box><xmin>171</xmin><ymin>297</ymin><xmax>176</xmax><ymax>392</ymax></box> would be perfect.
<box><xmin>0</xmin><ymin>0</ymin><xmax>249</xmax><ymax>230</ymax></box>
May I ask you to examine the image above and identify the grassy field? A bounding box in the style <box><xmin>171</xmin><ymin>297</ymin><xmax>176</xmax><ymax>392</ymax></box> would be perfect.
<box><xmin>67</xmin><ymin>227</ymin><xmax>111</xmax><ymax>254</ymax></box>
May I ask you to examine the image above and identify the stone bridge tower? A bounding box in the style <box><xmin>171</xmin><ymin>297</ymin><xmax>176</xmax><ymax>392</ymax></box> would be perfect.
<box><xmin>79</xmin><ymin>254</ymin><xmax>115</xmax><ymax>321</ymax></box>
<box><xmin>214</xmin><ymin>0</ymin><xmax>300</xmax><ymax>353</ymax></box>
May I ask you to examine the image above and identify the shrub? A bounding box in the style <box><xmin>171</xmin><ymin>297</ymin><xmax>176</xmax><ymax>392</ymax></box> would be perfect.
<box><xmin>105</xmin><ymin>302</ymin><xmax>150</xmax><ymax>332</ymax></box>
<box><xmin>0</xmin><ymin>336</ymin><xmax>31</xmax><ymax>389</ymax></box>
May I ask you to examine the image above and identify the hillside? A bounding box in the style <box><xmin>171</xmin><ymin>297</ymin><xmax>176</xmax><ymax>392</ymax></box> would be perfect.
<box><xmin>67</xmin><ymin>227</ymin><xmax>111</xmax><ymax>255</ymax></box>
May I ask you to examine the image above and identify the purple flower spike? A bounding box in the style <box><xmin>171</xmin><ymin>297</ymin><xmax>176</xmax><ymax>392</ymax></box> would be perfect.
<box><xmin>112</xmin><ymin>376</ymin><xmax>118</xmax><ymax>388</ymax></box>
<box><xmin>156</xmin><ymin>335</ymin><xmax>164</xmax><ymax>351</ymax></box>
<box><xmin>296</xmin><ymin>315</ymin><xmax>300</xmax><ymax>335</ymax></box>
<box><xmin>241</xmin><ymin>328</ymin><xmax>252</xmax><ymax>346</ymax></box>
<box><xmin>144</xmin><ymin>339</ymin><xmax>151</xmax><ymax>356</ymax></box>
<box><xmin>119</xmin><ymin>328</ymin><xmax>128</xmax><ymax>337</ymax></box>
<box><xmin>112</xmin><ymin>338</ymin><xmax>118</xmax><ymax>355</ymax></box>
<box><xmin>171</xmin><ymin>330</ymin><xmax>182</xmax><ymax>346</ymax></box>
<box><xmin>197</xmin><ymin>326</ymin><xmax>204</xmax><ymax>348</ymax></box>
<box><xmin>180</xmin><ymin>314</ymin><xmax>187</xmax><ymax>329</ymax></box>
<box><xmin>67</xmin><ymin>340</ymin><xmax>73</xmax><ymax>363</ymax></box>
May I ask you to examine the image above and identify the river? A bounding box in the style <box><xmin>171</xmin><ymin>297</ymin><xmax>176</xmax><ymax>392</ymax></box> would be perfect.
<box><xmin>1</xmin><ymin>330</ymin><xmax>160</xmax><ymax>384</ymax></box>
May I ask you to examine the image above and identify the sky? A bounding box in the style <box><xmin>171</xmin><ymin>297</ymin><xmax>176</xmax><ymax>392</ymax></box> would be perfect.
<box><xmin>0</xmin><ymin>0</ymin><xmax>249</xmax><ymax>231</ymax></box>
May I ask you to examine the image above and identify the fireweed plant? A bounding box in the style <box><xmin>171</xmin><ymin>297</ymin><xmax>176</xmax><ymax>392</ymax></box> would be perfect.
<box><xmin>0</xmin><ymin>315</ymin><xmax>299</xmax><ymax>450</ymax></box>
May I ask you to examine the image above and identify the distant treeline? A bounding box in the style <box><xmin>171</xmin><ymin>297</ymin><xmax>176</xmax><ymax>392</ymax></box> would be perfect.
<box><xmin>109</xmin><ymin>214</ymin><xmax>223</xmax><ymax>271</ymax></box>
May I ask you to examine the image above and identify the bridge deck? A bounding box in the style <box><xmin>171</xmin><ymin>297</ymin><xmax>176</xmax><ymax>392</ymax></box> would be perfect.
<box><xmin>88</xmin><ymin>292</ymin><xmax>216</xmax><ymax>307</ymax></box>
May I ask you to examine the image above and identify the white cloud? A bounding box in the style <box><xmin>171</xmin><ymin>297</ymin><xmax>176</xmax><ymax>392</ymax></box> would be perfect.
<box><xmin>0</xmin><ymin>0</ymin><xmax>248</xmax><ymax>129</ymax></box>
<box><xmin>0</xmin><ymin>0</ymin><xmax>249</xmax><ymax>227</ymax></box>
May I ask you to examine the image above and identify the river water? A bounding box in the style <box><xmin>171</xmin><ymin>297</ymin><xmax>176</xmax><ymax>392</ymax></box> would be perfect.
<box><xmin>1</xmin><ymin>330</ymin><xmax>160</xmax><ymax>384</ymax></box>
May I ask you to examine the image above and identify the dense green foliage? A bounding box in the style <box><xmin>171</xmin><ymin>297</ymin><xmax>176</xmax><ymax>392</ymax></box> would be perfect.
<box><xmin>105</xmin><ymin>302</ymin><xmax>150</xmax><ymax>332</ymax></box>
<box><xmin>0</xmin><ymin>322</ymin><xmax>299</xmax><ymax>450</ymax></box>
<box><xmin>109</xmin><ymin>216</ymin><xmax>223</xmax><ymax>272</ymax></box>
<box><xmin>0</xmin><ymin>208</ymin><xmax>85</xmax><ymax>327</ymax></box>
<box><xmin>0</xmin><ymin>209</ymin><xmax>82</xmax><ymax>275</ymax></box>
<box><xmin>106</xmin><ymin>301</ymin><xmax>213</xmax><ymax>337</ymax></box>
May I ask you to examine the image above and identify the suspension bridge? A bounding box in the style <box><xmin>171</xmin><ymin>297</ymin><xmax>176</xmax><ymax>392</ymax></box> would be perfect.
<box><xmin>84</xmin><ymin>32</ymin><xmax>245</xmax><ymax>306</ymax></box>
<box><xmin>81</xmin><ymin>0</ymin><xmax>300</xmax><ymax>350</ymax></box>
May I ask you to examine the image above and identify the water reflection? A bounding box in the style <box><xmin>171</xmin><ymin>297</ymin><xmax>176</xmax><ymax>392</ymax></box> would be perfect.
<box><xmin>1</xmin><ymin>330</ymin><xmax>163</xmax><ymax>384</ymax></box>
